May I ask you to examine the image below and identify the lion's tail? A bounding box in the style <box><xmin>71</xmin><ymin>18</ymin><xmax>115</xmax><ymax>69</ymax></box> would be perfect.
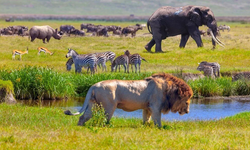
<box><xmin>64</xmin><ymin>86</ymin><xmax>94</xmax><ymax>116</ymax></box>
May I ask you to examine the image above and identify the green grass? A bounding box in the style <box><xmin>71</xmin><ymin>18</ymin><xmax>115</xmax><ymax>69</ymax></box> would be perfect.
<box><xmin>1</xmin><ymin>20</ymin><xmax>250</xmax><ymax>98</ymax></box>
<box><xmin>0</xmin><ymin>103</ymin><xmax>249</xmax><ymax>149</ymax></box>
<box><xmin>0</xmin><ymin>20</ymin><xmax>250</xmax><ymax>73</ymax></box>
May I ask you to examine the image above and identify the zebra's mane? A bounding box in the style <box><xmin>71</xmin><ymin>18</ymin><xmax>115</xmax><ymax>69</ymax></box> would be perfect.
<box><xmin>68</xmin><ymin>48</ymin><xmax>79</xmax><ymax>55</ymax></box>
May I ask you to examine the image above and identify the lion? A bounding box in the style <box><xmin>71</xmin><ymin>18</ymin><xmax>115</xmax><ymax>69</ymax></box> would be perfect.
<box><xmin>64</xmin><ymin>73</ymin><xmax>193</xmax><ymax>127</ymax></box>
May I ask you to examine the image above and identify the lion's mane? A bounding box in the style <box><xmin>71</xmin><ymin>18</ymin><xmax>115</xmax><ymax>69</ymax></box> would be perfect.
<box><xmin>147</xmin><ymin>73</ymin><xmax>193</xmax><ymax>114</ymax></box>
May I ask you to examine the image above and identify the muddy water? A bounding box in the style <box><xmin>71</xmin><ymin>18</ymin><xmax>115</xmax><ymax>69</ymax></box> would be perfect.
<box><xmin>18</xmin><ymin>98</ymin><xmax>250</xmax><ymax>121</ymax></box>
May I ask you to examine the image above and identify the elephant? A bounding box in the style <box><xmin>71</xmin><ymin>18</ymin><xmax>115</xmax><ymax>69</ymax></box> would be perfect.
<box><xmin>29</xmin><ymin>25</ymin><xmax>62</xmax><ymax>43</ymax></box>
<box><xmin>145</xmin><ymin>5</ymin><xmax>225</xmax><ymax>53</ymax></box>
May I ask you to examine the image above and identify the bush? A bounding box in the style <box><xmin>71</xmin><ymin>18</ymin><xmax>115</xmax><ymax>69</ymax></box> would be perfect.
<box><xmin>87</xmin><ymin>103</ymin><xmax>108</xmax><ymax>127</ymax></box>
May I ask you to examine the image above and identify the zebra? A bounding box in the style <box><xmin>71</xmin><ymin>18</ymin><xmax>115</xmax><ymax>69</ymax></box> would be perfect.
<box><xmin>124</xmin><ymin>50</ymin><xmax>147</xmax><ymax>73</ymax></box>
<box><xmin>102</xmin><ymin>51</ymin><xmax>116</xmax><ymax>63</ymax></box>
<box><xmin>93</xmin><ymin>53</ymin><xmax>107</xmax><ymax>71</ymax></box>
<box><xmin>111</xmin><ymin>55</ymin><xmax>129</xmax><ymax>73</ymax></box>
<box><xmin>218</xmin><ymin>25</ymin><xmax>230</xmax><ymax>32</ymax></box>
<box><xmin>197</xmin><ymin>65</ymin><xmax>215</xmax><ymax>78</ymax></box>
<box><xmin>66</xmin><ymin>57</ymin><xmax>74</xmax><ymax>71</ymax></box>
<box><xmin>197</xmin><ymin>61</ymin><xmax>220</xmax><ymax>77</ymax></box>
<box><xmin>92</xmin><ymin>51</ymin><xmax>116</xmax><ymax>71</ymax></box>
<box><xmin>66</xmin><ymin>48</ymin><xmax>97</xmax><ymax>74</ymax></box>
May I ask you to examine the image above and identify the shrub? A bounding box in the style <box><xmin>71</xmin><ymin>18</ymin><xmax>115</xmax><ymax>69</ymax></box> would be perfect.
<box><xmin>87</xmin><ymin>103</ymin><xmax>108</xmax><ymax>127</ymax></box>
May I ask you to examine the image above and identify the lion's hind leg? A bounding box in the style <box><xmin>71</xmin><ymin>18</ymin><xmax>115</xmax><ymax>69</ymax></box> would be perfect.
<box><xmin>143</xmin><ymin>109</ymin><xmax>151</xmax><ymax>124</ymax></box>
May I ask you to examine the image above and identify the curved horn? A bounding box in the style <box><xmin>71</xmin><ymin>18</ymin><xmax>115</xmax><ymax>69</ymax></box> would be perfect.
<box><xmin>209</xmin><ymin>30</ymin><xmax>225</xmax><ymax>47</ymax></box>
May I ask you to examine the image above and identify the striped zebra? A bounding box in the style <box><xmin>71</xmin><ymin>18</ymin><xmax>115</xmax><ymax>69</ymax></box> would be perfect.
<box><xmin>102</xmin><ymin>51</ymin><xmax>116</xmax><ymax>63</ymax></box>
<box><xmin>66</xmin><ymin>48</ymin><xmax>97</xmax><ymax>74</ymax></box>
<box><xmin>111</xmin><ymin>54</ymin><xmax>129</xmax><ymax>73</ymax></box>
<box><xmin>197</xmin><ymin>65</ymin><xmax>215</xmax><ymax>78</ymax></box>
<box><xmin>92</xmin><ymin>51</ymin><xmax>116</xmax><ymax>71</ymax></box>
<box><xmin>66</xmin><ymin>57</ymin><xmax>74</xmax><ymax>71</ymax></box>
<box><xmin>124</xmin><ymin>50</ymin><xmax>147</xmax><ymax>73</ymax></box>
<box><xmin>93</xmin><ymin>53</ymin><xmax>108</xmax><ymax>71</ymax></box>
<box><xmin>197</xmin><ymin>61</ymin><xmax>220</xmax><ymax>77</ymax></box>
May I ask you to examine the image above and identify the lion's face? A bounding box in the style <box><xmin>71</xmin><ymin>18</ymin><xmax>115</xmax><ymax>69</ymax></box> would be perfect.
<box><xmin>171</xmin><ymin>97</ymin><xmax>191</xmax><ymax>115</ymax></box>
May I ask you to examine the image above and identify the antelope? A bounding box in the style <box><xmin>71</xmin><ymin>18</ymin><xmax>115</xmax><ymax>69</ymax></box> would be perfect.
<box><xmin>12</xmin><ymin>47</ymin><xmax>28</xmax><ymax>60</ymax></box>
<box><xmin>37</xmin><ymin>47</ymin><xmax>54</xmax><ymax>55</ymax></box>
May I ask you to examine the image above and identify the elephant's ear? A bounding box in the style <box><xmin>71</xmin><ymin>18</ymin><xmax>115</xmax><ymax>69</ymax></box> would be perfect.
<box><xmin>189</xmin><ymin>7</ymin><xmax>202</xmax><ymax>26</ymax></box>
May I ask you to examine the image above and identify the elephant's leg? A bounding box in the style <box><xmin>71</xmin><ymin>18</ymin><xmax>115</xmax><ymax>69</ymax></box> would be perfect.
<box><xmin>179</xmin><ymin>34</ymin><xmax>190</xmax><ymax>48</ymax></box>
<box><xmin>143</xmin><ymin>109</ymin><xmax>152</xmax><ymax>124</ymax></box>
<box><xmin>77</xmin><ymin>102</ymin><xmax>94</xmax><ymax>126</ymax></box>
<box><xmin>43</xmin><ymin>39</ymin><xmax>46</xmax><ymax>44</ymax></box>
<box><xmin>155</xmin><ymin>38</ymin><xmax>163</xmax><ymax>53</ymax></box>
<box><xmin>145</xmin><ymin>39</ymin><xmax>156</xmax><ymax>52</ymax></box>
<box><xmin>189</xmin><ymin>29</ymin><xmax>203</xmax><ymax>47</ymax></box>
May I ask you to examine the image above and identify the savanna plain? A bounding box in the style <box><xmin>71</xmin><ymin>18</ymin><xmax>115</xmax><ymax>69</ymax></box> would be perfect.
<box><xmin>0</xmin><ymin>20</ymin><xmax>250</xmax><ymax>149</ymax></box>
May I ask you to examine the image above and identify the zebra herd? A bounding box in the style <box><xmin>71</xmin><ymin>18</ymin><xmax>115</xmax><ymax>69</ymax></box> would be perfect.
<box><xmin>65</xmin><ymin>48</ymin><xmax>147</xmax><ymax>74</ymax></box>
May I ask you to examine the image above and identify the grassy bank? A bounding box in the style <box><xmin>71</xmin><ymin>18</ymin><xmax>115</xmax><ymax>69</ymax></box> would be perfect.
<box><xmin>1</xmin><ymin>66</ymin><xmax>250</xmax><ymax>99</ymax></box>
<box><xmin>0</xmin><ymin>103</ymin><xmax>249</xmax><ymax>149</ymax></box>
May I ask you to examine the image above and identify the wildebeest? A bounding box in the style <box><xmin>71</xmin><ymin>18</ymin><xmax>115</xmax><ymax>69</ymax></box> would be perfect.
<box><xmin>121</xmin><ymin>24</ymin><xmax>143</xmax><ymax>37</ymax></box>
<box><xmin>60</xmin><ymin>25</ymin><xmax>75</xmax><ymax>35</ymax></box>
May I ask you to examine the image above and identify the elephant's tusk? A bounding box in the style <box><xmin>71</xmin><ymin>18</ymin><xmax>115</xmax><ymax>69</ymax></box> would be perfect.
<box><xmin>210</xmin><ymin>30</ymin><xmax>225</xmax><ymax>48</ymax></box>
<box><xmin>215</xmin><ymin>36</ymin><xmax>225</xmax><ymax>46</ymax></box>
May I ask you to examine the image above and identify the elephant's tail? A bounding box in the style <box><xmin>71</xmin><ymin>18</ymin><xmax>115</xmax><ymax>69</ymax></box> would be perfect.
<box><xmin>147</xmin><ymin>20</ymin><xmax>152</xmax><ymax>34</ymax></box>
<box><xmin>64</xmin><ymin>86</ymin><xmax>94</xmax><ymax>116</ymax></box>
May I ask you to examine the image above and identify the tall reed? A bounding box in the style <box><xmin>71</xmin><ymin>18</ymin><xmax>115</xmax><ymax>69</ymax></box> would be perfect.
<box><xmin>0</xmin><ymin>66</ymin><xmax>76</xmax><ymax>100</ymax></box>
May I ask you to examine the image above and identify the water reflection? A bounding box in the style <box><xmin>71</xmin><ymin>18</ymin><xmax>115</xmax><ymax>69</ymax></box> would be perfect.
<box><xmin>18</xmin><ymin>98</ymin><xmax>250</xmax><ymax>121</ymax></box>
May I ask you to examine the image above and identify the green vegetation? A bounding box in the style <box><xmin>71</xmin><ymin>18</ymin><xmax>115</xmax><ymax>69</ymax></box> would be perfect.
<box><xmin>0</xmin><ymin>103</ymin><xmax>249</xmax><ymax>149</ymax></box>
<box><xmin>2</xmin><ymin>66</ymin><xmax>250</xmax><ymax>99</ymax></box>
<box><xmin>0</xmin><ymin>20</ymin><xmax>250</xmax><ymax>98</ymax></box>
<box><xmin>0</xmin><ymin>0</ymin><xmax>249</xmax><ymax>16</ymax></box>
<box><xmin>0</xmin><ymin>79</ymin><xmax>14</xmax><ymax>94</ymax></box>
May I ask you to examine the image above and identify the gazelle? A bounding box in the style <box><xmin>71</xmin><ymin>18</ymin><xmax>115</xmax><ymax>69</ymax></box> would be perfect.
<box><xmin>12</xmin><ymin>47</ymin><xmax>28</xmax><ymax>60</ymax></box>
<box><xmin>37</xmin><ymin>47</ymin><xmax>54</xmax><ymax>55</ymax></box>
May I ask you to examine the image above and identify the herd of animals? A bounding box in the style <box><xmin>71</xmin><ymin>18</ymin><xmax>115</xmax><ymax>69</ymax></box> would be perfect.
<box><xmin>4</xmin><ymin>5</ymin><xmax>249</xmax><ymax>83</ymax></box>
<box><xmin>3</xmin><ymin>5</ymin><xmax>250</xmax><ymax>127</ymax></box>
<box><xmin>7</xmin><ymin>21</ymin><xmax>246</xmax><ymax>81</ymax></box>
<box><xmin>0</xmin><ymin>23</ymin><xmax>145</xmax><ymax>38</ymax></box>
